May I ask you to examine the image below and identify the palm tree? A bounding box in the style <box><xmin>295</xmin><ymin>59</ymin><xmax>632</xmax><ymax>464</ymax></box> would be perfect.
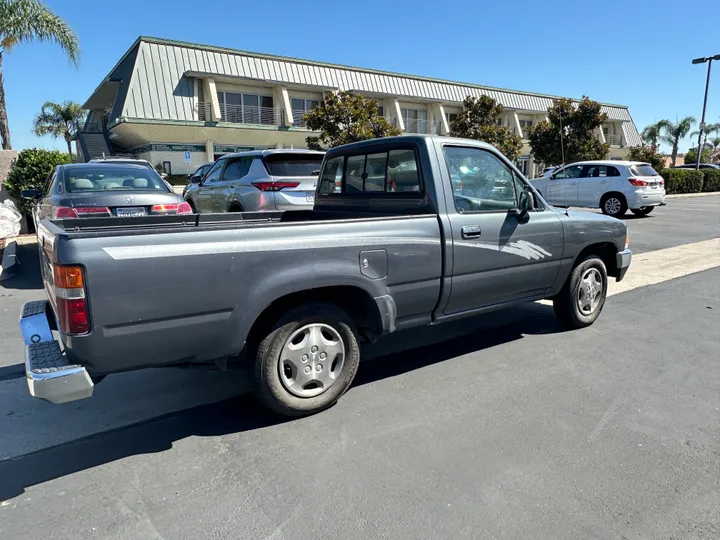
<box><xmin>32</xmin><ymin>100</ymin><xmax>84</xmax><ymax>156</ymax></box>
<box><xmin>0</xmin><ymin>0</ymin><xmax>79</xmax><ymax>149</ymax></box>
<box><xmin>708</xmin><ymin>136</ymin><xmax>720</xmax><ymax>163</ymax></box>
<box><xmin>641</xmin><ymin>120</ymin><xmax>669</xmax><ymax>151</ymax></box>
<box><xmin>660</xmin><ymin>117</ymin><xmax>696</xmax><ymax>166</ymax></box>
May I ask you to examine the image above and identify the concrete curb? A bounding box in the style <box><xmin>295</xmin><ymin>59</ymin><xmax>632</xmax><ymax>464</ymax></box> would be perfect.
<box><xmin>0</xmin><ymin>237</ymin><xmax>18</xmax><ymax>281</ymax></box>
<box><xmin>666</xmin><ymin>191</ymin><xmax>720</xmax><ymax>199</ymax></box>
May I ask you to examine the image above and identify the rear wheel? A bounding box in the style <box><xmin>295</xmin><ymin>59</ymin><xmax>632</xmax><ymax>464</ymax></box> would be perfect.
<box><xmin>600</xmin><ymin>194</ymin><xmax>627</xmax><ymax>218</ymax></box>
<box><xmin>253</xmin><ymin>302</ymin><xmax>360</xmax><ymax>417</ymax></box>
<box><xmin>553</xmin><ymin>255</ymin><xmax>608</xmax><ymax>329</ymax></box>
<box><xmin>631</xmin><ymin>206</ymin><xmax>654</xmax><ymax>216</ymax></box>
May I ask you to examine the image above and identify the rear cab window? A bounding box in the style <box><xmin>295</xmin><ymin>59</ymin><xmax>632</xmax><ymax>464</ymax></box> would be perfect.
<box><xmin>630</xmin><ymin>164</ymin><xmax>659</xmax><ymax>176</ymax></box>
<box><xmin>318</xmin><ymin>148</ymin><xmax>422</xmax><ymax>196</ymax></box>
<box><xmin>263</xmin><ymin>153</ymin><xmax>324</xmax><ymax>177</ymax></box>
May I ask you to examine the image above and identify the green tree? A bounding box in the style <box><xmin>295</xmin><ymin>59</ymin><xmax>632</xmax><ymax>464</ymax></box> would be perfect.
<box><xmin>641</xmin><ymin>120</ymin><xmax>669</xmax><ymax>151</ymax></box>
<box><xmin>660</xmin><ymin>116</ymin><xmax>696</xmax><ymax>167</ymax></box>
<box><xmin>627</xmin><ymin>145</ymin><xmax>665</xmax><ymax>172</ymax></box>
<box><xmin>689</xmin><ymin>121</ymin><xmax>720</xmax><ymax>141</ymax></box>
<box><xmin>3</xmin><ymin>147</ymin><xmax>71</xmax><ymax>215</ymax></box>
<box><xmin>32</xmin><ymin>100</ymin><xmax>84</xmax><ymax>156</ymax></box>
<box><xmin>683</xmin><ymin>146</ymin><xmax>711</xmax><ymax>165</ymax></box>
<box><xmin>528</xmin><ymin>97</ymin><xmax>609</xmax><ymax>165</ymax></box>
<box><xmin>449</xmin><ymin>95</ymin><xmax>523</xmax><ymax>160</ymax></box>
<box><xmin>303</xmin><ymin>91</ymin><xmax>400</xmax><ymax>150</ymax></box>
<box><xmin>0</xmin><ymin>0</ymin><xmax>79</xmax><ymax>150</ymax></box>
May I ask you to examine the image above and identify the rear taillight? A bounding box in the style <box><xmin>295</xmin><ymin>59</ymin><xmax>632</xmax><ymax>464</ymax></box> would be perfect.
<box><xmin>52</xmin><ymin>265</ymin><xmax>89</xmax><ymax>334</ymax></box>
<box><xmin>52</xmin><ymin>206</ymin><xmax>79</xmax><ymax>219</ymax></box>
<box><xmin>150</xmin><ymin>202</ymin><xmax>193</xmax><ymax>215</ymax></box>
<box><xmin>251</xmin><ymin>181</ymin><xmax>300</xmax><ymax>191</ymax></box>
<box><xmin>628</xmin><ymin>178</ymin><xmax>648</xmax><ymax>187</ymax></box>
<box><xmin>53</xmin><ymin>206</ymin><xmax>112</xmax><ymax>218</ymax></box>
<box><xmin>659</xmin><ymin>179</ymin><xmax>664</xmax><ymax>186</ymax></box>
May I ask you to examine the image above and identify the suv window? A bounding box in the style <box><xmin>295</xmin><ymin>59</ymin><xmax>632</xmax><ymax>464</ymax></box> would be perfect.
<box><xmin>203</xmin><ymin>160</ymin><xmax>225</xmax><ymax>183</ymax></box>
<box><xmin>583</xmin><ymin>165</ymin><xmax>621</xmax><ymax>178</ymax></box>
<box><xmin>443</xmin><ymin>146</ymin><xmax>518</xmax><ymax>213</ymax></box>
<box><xmin>554</xmin><ymin>165</ymin><xmax>584</xmax><ymax>179</ymax></box>
<box><xmin>222</xmin><ymin>157</ymin><xmax>252</xmax><ymax>180</ymax></box>
<box><xmin>263</xmin><ymin>153</ymin><xmax>323</xmax><ymax>176</ymax></box>
<box><xmin>630</xmin><ymin>164</ymin><xmax>659</xmax><ymax>176</ymax></box>
<box><xmin>318</xmin><ymin>148</ymin><xmax>422</xmax><ymax>195</ymax></box>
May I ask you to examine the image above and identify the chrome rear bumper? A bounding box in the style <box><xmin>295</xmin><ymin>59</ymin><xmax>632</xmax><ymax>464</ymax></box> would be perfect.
<box><xmin>20</xmin><ymin>300</ymin><xmax>93</xmax><ymax>404</ymax></box>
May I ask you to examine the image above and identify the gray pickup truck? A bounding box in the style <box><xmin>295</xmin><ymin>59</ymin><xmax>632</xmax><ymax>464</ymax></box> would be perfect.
<box><xmin>20</xmin><ymin>136</ymin><xmax>631</xmax><ymax>416</ymax></box>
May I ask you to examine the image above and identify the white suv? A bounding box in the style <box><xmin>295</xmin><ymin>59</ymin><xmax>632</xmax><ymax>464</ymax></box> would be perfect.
<box><xmin>529</xmin><ymin>161</ymin><xmax>666</xmax><ymax>218</ymax></box>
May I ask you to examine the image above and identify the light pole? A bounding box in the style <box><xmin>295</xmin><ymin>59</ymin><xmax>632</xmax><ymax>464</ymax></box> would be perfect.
<box><xmin>692</xmin><ymin>54</ymin><xmax>720</xmax><ymax>170</ymax></box>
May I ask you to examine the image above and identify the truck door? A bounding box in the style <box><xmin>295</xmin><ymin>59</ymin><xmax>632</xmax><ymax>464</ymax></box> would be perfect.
<box><xmin>439</xmin><ymin>145</ymin><xmax>565</xmax><ymax>314</ymax></box>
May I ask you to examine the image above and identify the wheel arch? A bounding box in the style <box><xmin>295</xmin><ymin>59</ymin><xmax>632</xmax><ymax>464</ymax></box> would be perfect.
<box><xmin>573</xmin><ymin>242</ymin><xmax>619</xmax><ymax>279</ymax></box>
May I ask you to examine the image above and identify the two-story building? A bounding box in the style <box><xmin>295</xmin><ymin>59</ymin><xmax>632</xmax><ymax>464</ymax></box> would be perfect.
<box><xmin>76</xmin><ymin>36</ymin><xmax>642</xmax><ymax>178</ymax></box>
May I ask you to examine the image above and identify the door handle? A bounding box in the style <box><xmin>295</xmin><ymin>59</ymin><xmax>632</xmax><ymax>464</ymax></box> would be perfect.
<box><xmin>461</xmin><ymin>226</ymin><xmax>482</xmax><ymax>239</ymax></box>
<box><xmin>571</xmin><ymin>181</ymin><xmax>578</xmax><ymax>185</ymax></box>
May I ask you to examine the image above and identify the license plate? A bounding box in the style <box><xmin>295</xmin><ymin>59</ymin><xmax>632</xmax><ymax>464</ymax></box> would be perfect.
<box><xmin>649</xmin><ymin>182</ymin><xmax>657</xmax><ymax>188</ymax></box>
<box><xmin>116</xmin><ymin>207</ymin><xmax>146</xmax><ymax>217</ymax></box>
<box><xmin>306</xmin><ymin>194</ymin><xmax>315</xmax><ymax>203</ymax></box>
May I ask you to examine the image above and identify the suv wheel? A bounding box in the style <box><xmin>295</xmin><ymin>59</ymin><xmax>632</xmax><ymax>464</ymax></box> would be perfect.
<box><xmin>553</xmin><ymin>255</ymin><xmax>608</xmax><ymax>329</ymax></box>
<box><xmin>253</xmin><ymin>302</ymin><xmax>360</xmax><ymax>417</ymax></box>
<box><xmin>601</xmin><ymin>194</ymin><xmax>627</xmax><ymax>217</ymax></box>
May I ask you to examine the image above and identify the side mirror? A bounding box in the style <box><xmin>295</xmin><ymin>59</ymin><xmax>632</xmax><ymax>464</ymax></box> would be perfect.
<box><xmin>518</xmin><ymin>189</ymin><xmax>534</xmax><ymax>214</ymax></box>
<box><xmin>190</xmin><ymin>175</ymin><xmax>202</xmax><ymax>184</ymax></box>
<box><xmin>21</xmin><ymin>188</ymin><xmax>41</xmax><ymax>200</ymax></box>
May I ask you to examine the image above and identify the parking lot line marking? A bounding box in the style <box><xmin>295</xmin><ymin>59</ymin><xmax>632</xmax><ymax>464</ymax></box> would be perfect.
<box><xmin>538</xmin><ymin>238</ymin><xmax>720</xmax><ymax>305</ymax></box>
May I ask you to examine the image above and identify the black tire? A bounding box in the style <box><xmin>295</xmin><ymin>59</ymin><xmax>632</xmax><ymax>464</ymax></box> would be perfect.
<box><xmin>631</xmin><ymin>206</ymin><xmax>654</xmax><ymax>216</ymax></box>
<box><xmin>553</xmin><ymin>255</ymin><xmax>608</xmax><ymax>329</ymax></box>
<box><xmin>600</xmin><ymin>193</ymin><xmax>627</xmax><ymax>217</ymax></box>
<box><xmin>253</xmin><ymin>302</ymin><xmax>361</xmax><ymax>417</ymax></box>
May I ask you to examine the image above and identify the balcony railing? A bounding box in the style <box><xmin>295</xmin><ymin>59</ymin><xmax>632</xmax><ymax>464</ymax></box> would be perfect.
<box><xmin>606</xmin><ymin>133</ymin><xmax>623</xmax><ymax>146</ymax></box>
<box><xmin>197</xmin><ymin>102</ymin><xmax>283</xmax><ymax>125</ymax></box>
<box><xmin>292</xmin><ymin>109</ymin><xmax>309</xmax><ymax>127</ymax></box>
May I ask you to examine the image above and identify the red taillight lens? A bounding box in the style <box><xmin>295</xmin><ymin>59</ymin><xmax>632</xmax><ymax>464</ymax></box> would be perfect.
<box><xmin>251</xmin><ymin>181</ymin><xmax>300</xmax><ymax>191</ymax></box>
<box><xmin>659</xmin><ymin>179</ymin><xmax>664</xmax><ymax>186</ymax></box>
<box><xmin>628</xmin><ymin>178</ymin><xmax>648</xmax><ymax>187</ymax></box>
<box><xmin>150</xmin><ymin>202</ymin><xmax>194</xmax><ymax>215</ymax></box>
<box><xmin>56</xmin><ymin>297</ymin><xmax>89</xmax><ymax>334</ymax></box>
<box><xmin>75</xmin><ymin>206</ymin><xmax>111</xmax><ymax>216</ymax></box>
<box><xmin>52</xmin><ymin>265</ymin><xmax>89</xmax><ymax>335</ymax></box>
<box><xmin>52</xmin><ymin>206</ymin><xmax>79</xmax><ymax>219</ymax></box>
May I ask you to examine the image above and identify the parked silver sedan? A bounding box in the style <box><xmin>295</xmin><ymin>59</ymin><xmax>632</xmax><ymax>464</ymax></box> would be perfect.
<box><xmin>184</xmin><ymin>149</ymin><xmax>324</xmax><ymax>213</ymax></box>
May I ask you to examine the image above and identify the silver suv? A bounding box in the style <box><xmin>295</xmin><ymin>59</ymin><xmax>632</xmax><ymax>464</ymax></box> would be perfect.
<box><xmin>184</xmin><ymin>149</ymin><xmax>324</xmax><ymax>213</ymax></box>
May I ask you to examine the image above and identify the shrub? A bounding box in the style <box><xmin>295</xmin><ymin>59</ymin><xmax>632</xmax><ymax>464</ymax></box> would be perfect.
<box><xmin>659</xmin><ymin>168</ymin><xmax>704</xmax><ymax>194</ymax></box>
<box><xmin>702</xmin><ymin>169</ymin><xmax>720</xmax><ymax>192</ymax></box>
<box><xmin>627</xmin><ymin>145</ymin><xmax>664</xmax><ymax>172</ymax></box>
<box><xmin>683</xmin><ymin>147</ymin><xmax>712</xmax><ymax>166</ymax></box>
<box><xmin>4</xmin><ymin>148</ymin><xmax>72</xmax><ymax>214</ymax></box>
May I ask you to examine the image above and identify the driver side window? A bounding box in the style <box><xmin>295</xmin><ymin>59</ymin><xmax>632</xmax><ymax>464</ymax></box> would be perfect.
<box><xmin>555</xmin><ymin>165</ymin><xmax>584</xmax><ymax>179</ymax></box>
<box><xmin>444</xmin><ymin>146</ymin><xmax>518</xmax><ymax>213</ymax></box>
<box><xmin>203</xmin><ymin>160</ymin><xmax>225</xmax><ymax>183</ymax></box>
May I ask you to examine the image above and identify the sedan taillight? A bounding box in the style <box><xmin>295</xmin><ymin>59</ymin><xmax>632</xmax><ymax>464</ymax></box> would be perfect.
<box><xmin>52</xmin><ymin>206</ymin><xmax>112</xmax><ymax>218</ymax></box>
<box><xmin>150</xmin><ymin>202</ymin><xmax>193</xmax><ymax>215</ymax></box>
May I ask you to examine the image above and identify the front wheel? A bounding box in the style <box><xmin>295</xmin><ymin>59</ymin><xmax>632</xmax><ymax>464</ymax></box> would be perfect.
<box><xmin>601</xmin><ymin>194</ymin><xmax>627</xmax><ymax>217</ymax></box>
<box><xmin>553</xmin><ymin>255</ymin><xmax>608</xmax><ymax>329</ymax></box>
<box><xmin>253</xmin><ymin>302</ymin><xmax>360</xmax><ymax>417</ymax></box>
<box><xmin>631</xmin><ymin>206</ymin><xmax>654</xmax><ymax>216</ymax></box>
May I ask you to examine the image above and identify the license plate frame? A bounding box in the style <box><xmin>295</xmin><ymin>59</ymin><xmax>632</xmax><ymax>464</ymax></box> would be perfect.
<box><xmin>116</xmin><ymin>206</ymin><xmax>147</xmax><ymax>217</ymax></box>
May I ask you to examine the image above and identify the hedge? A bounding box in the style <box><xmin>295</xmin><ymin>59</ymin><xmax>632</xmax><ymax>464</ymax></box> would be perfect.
<box><xmin>702</xmin><ymin>169</ymin><xmax>720</xmax><ymax>192</ymax></box>
<box><xmin>658</xmin><ymin>168</ymin><xmax>704</xmax><ymax>194</ymax></box>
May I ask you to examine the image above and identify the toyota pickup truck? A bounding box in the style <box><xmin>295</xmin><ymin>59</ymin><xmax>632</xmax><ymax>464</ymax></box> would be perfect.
<box><xmin>20</xmin><ymin>136</ymin><xmax>631</xmax><ymax>416</ymax></box>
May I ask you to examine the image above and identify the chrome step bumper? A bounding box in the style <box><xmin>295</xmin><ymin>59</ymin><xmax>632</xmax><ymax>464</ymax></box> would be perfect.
<box><xmin>20</xmin><ymin>300</ymin><xmax>94</xmax><ymax>404</ymax></box>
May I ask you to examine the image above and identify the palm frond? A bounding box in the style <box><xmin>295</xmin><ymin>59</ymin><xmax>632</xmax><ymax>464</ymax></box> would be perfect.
<box><xmin>0</xmin><ymin>0</ymin><xmax>80</xmax><ymax>65</ymax></box>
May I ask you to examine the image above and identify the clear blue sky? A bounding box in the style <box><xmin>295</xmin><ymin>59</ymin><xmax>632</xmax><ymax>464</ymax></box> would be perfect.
<box><xmin>4</xmin><ymin>0</ymin><xmax>719</xmax><ymax>153</ymax></box>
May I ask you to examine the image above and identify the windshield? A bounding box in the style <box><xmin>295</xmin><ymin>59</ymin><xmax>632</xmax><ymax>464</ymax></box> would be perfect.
<box><xmin>630</xmin><ymin>164</ymin><xmax>659</xmax><ymax>177</ymax></box>
<box><xmin>263</xmin><ymin>154</ymin><xmax>323</xmax><ymax>177</ymax></box>
<box><xmin>63</xmin><ymin>166</ymin><xmax>169</xmax><ymax>193</ymax></box>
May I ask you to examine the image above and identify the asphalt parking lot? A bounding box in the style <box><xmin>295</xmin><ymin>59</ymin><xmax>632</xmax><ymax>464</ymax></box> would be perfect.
<box><xmin>0</xmin><ymin>196</ymin><xmax>718</xmax><ymax>539</ymax></box>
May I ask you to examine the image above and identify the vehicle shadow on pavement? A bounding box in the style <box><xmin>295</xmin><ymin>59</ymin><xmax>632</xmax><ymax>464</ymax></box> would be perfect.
<box><xmin>0</xmin><ymin>303</ymin><xmax>566</xmax><ymax>501</ymax></box>
<box><xmin>0</xmin><ymin>242</ymin><xmax>42</xmax><ymax>291</ymax></box>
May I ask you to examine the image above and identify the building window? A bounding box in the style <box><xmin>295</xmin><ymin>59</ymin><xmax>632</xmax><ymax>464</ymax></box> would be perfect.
<box><xmin>217</xmin><ymin>91</ymin><xmax>275</xmax><ymax>124</ymax></box>
<box><xmin>377</xmin><ymin>105</ymin><xmax>384</xmax><ymax>117</ymax></box>
<box><xmin>292</xmin><ymin>98</ymin><xmax>321</xmax><ymax>125</ymax></box>
<box><xmin>518</xmin><ymin>119</ymin><xmax>533</xmax><ymax>136</ymax></box>
<box><xmin>402</xmin><ymin>108</ymin><xmax>428</xmax><ymax>134</ymax></box>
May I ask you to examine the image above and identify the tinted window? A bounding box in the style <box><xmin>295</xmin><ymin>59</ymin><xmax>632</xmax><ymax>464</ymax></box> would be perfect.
<box><xmin>630</xmin><ymin>164</ymin><xmax>659</xmax><ymax>176</ymax></box>
<box><xmin>222</xmin><ymin>157</ymin><xmax>252</xmax><ymax>180</ymax></box>
<box><xmin>583</xmin><ymin>165</ymin><xmax>620</xmax><ymax>178</ymax></box>
<box><xmin>263</xmin><ymin>154</ymin><xmax>323</xmax><ymax>176</ymax></box>
<box><xmin>444</xmin><ymin>146</ymin><xmax>517</xmax><ymax>213</ymax></box>
<box><xmin>318</xmin><ymin>156</ymin><xmax>344</xmax><ymax>194</ymax></box>
<box><xmin>365</xmin><ymin>153</ymin><xmax>388</xmax><ymax>192</ymax></box>
<box><xmin>203</xmin><ymin>160</ymin><xmax>225</xmax><ymax>183</ymax></box>
<box><xmin>345</xmin><ymin>155</ymin><xmax>365</xmax><ymax>194</ymax></box>
<box><xmin>63</xmin><ymin>166</ymin><xmax>168</xmax><ymax>193</ymax></box>
<box><xmin>555</xmin><ymin>165</ymin><xmax>584</xmax><ymax>179</ymax></box>
<box><xmin>387</xmin><ymin>149</ymin><xmax>420</xmax><ymax>193</ymax></box>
